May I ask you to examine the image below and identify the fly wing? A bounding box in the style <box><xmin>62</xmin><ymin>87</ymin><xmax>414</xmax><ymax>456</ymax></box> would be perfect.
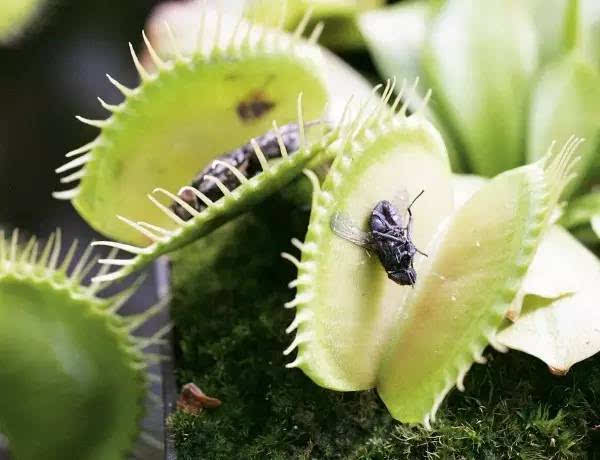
<box><xmin>330</xmin><ymin>211</ymin><xmax>373</xmax><ymax>248</ymax></box>
<box><xmin>391</xmin><ymin>188</ymin><xmax>411</xmax><ymax>227</ymax></box>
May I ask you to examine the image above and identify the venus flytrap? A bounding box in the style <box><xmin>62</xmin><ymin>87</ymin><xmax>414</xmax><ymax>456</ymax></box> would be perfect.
<box><xmin>89</xmin><ymin>95</ymin><xmax>342</xmax><ymax>283</ymax></box>
<box><xmin>358</xmin><ymin>0</ymin><xmax>600</xmax><ymax>374</ymax></box>
<box><xmin>282</xmin><ymin>79</ymin><xmax>453</xmax><ymax>390</ymax></box>
<box><xmin>283</xmin><ymin>82</ymin><xmax>581</xmax><ymax>424</ymax></box>
<box><xmin>0</xmin><ymin>229</ymin><xmax>169</xmax><ymax>460</ymax></box>
<box><xmin>453</xmin><ymin>174</ymin><xmax>600</xmax><ymax>375</ymax></box>
<box><xmin>54</xmin><ymin>8</ymin><xmax>331</xmax><ymax>245</ymax></box>
<box><xmin>142</xmin><ymin>3</ymin><xmax>372</xmax><ymax>128</ymax></box>
<box><xmin>169</xmin><ymin>193</ymin><xmax>600</xmax><ymax>457</ymax></box>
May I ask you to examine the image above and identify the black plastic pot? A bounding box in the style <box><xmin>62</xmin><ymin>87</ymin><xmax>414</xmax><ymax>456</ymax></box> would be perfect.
<box><xmin>156</xmin><ymin>258</ymin><xmax>178</xmax><ymax>460</ymax></box>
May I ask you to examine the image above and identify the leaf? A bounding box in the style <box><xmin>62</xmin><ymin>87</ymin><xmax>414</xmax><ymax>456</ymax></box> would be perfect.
<box><xmin>54</xmin><ymin>9</ymin><xmax>331</xmax><ymax>245</ymax></box>
<box><xmin>0</xmin><ymin>230</ymin><xmax>164</xmax><ymax>459</ymax></box>
<box><xmin>88</xmin><ymin>103</ymin><xmax>339</xmax><ymax>283</ymax></box>
<box><xmin>245</xmin><ymin>0</ymin><xmax>384</xmax><ymax>50</ymax></box>
<box><xmin>145</xmin><ymin>1</ymin><xmax>373</xmax><ymax>122</ymax></box>
<box><xmin>579</xmin><ymin>0</ymin><xmax>600</xmax><ymax>67</ymax></box>
<box><xmin>378</xmin><ymin>141</ymin><xmax>576</xmax><ymax>425</ymax></box>
<box><xmin>0</xmin><ymin>0</ymin><xmax>45</xmax><ymax>43</ymax></box>
<box><xmin>454</xmin><ymin>176</ymin><xmax>599</xmax><ymax>326</ymax></box>
<box><xmin>526</xmin><ymin>52</ymin><xmax>600</xmax><ymax>197</ymax></box>
<box><xmin>285</xmin><ymin>82</ymin><xmax>454</xmax><ymax>390</ymax></box>
<box><xmin>498</xmin><ymin>225</ymin><xmax>600</xmax><ymax>375</ymax></box>
<box><xmin>591</xmin><ymin>215</ymin><xmax>600</xmax><ymax>238</ymax></box>
<box><xmin>451</xmin><ymin>174</ymin><xmax>487</xmax><ymax>208</ymax></box>
<box><xmin>286</xmin><ymin>81</ymin><xmax>580</xmax><ymax>424</ymax></box>
<box><xmin>358</xmin><ymin>2</ymin><xmax>464</xmax><ymax>172</ymax></box>
<box><xmin>423</xmin><ymin>0</ymin><xmax>537</xmax><ymax>176</ymax></box>
<box><xmin>358</xmin><ymin>2</ymin><xmax>430</xmax><ymax>94</ymax></box>
<box><xmin>525</xmin><ymin>0</ymin><xmax>600</xmax><ymax>67</ymax></box>
<box><xmin>559</xmin><ymin>190</ymin><xmax>600</xmax><ymax>229</ymax></box>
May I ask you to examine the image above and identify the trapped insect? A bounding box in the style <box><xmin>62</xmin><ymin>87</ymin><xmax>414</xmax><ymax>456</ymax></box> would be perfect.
<box><xmin>330</xmin><ymin>191</ymin><xmax>427</xmax><ymax>286</ymax></box>
<box><xmin>172</xmin><ymin>122</ymin><xmax>303</xmax><ymax>220</ymax></box>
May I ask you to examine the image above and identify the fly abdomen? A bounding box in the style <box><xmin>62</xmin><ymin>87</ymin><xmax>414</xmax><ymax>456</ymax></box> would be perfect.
<box><xmin>172</xmin><ymin>123</ymin><xmax>302</xmax><ymax>220</ymax></box>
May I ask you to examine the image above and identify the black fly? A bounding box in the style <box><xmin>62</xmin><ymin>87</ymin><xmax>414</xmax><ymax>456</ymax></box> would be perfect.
<box><xmin>172</xmin><ymin>122</ymin><xmax>302</xmax><ymax>220</ymax></box>
<box><xmin>330</xmin><ymin>191</ymin><xmax>427</xmax><ymax>286</ymax></box>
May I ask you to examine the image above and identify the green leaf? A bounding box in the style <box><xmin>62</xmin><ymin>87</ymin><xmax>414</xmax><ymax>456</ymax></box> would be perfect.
<box><xmin>286</xmin><ymin>84</ymin><xmax>579</xmax><ymax>424</ymax></box>
<box><xmin>245</xmin><ymin>0</ymin><xmax>384</xmax><ymax>50</ymax></box>
<box><xmin>559</xmin><ymin>191</ymin><xmax>600</xmax><ymax>244</ymax></box>
<box><xmin>579</xmin><ymin>0</ymin><xmax>600</xmax><ymax>67</ymax></box>
<box><xmin>563</xmin><ymin>0</ymin><xmax>581</xmax><ymax>52</ymax></box>
<box><xmin>0</xmin><ymin>0</ymin><xmax>44</xmax><ymax>43</ymax></box>
<box><xmin>0</xmin><ymin>230</ymin><xmax>163</xmax><ymax>460</ymax></box>
<box><xmin>423</xmin><ymin>0</ymin><xmax>537</xmax><ymax>176</ymax></box>
<box><xmin>526</xmin><ymin>52</ymin><xmax>600</xmax><ymax>197</ymax></box>
<box><xmin>358</xmin><ymin>2</ymin><xmax>465</xmax><ymax>171</ymax></box>
<box><xmin>378</xmin><ymin>144</ymin><xmax>575</xmax><ymax>425</ymax></box>
<box><xmin>55</xmin><ymin>10</ymin><xmax>332</xmax><ymax>245</ymax></box>
<box><xmin>286</xmin><ymin>88</ymin><xmax>454</xmax><ymax>391</ymax></box>
<box><xmin>498</xmin><ymin>225</ymin><xmax>600</xmax><ymax>375</ymax></box>
<box><xmin>524</xmin><ymin>0</ymin><xmax>568</xmax><ymax>64</ymax></box>
<box><xmin>591</xmin><ymin>215</ymin><xmax>600</xmax><ymax>238</ymax></box>
<box><xmin>89</xmin><ymin>116</ymin><xmax>338</xmax><ymax>283</ymax></box>
<box><xmin>455</xmin><ymin>177</ymin><xmax>600</xmax><ymax>373</ymax></box>
<box><xmin>525</xmin><ymin>0</ymin><xmax>600</xmax><ymax>66</ymax></box>
<box><xmin>144</xmin><ymin>2</ymin><xmax>373</xmax><ymax>130</ymax></box>
<box><xmin>451</xmin><ymin>174</ymin><xmax>487</xmax><ymax>208</ymax></box>
<box><xmin>559</xmin><ymin>190</ymin><xmax>600</xmax><ymax>229</ymax></box>
<box><xmin>359</xmin><ymin>2</ymin><xmax>430</xmax><ymax>94</ymax></box>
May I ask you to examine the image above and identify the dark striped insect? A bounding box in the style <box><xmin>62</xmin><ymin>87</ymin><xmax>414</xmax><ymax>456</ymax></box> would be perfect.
<box><xmin>330</xmin><ymin>191</ymin><xmax>427</xmax><ymax>286</ymax></box>
<box><xmin>172</xmin><ymin>122</ymin><xmax>302</xmax><ymax>220</ymax></box>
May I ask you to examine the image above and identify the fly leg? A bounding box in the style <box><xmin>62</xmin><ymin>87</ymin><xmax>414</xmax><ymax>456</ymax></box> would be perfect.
<box><xmin>405</xmin><ymin>189</ymin><xmax>425</xmax><ymax>237</ymax></box>
<box><xmin>372</xmin><ymin>231</ymin><xmax>404</xmax><ymax>243</ymax></box>
<box><xmin>405</xmin><ymin>190</ymin><xmax>428</xmax><ymax>257</ymax></box>
<box><xmin>415</xmin><ymin>247</ymin><xmax>428</xmax><ymax>257</ymax></box>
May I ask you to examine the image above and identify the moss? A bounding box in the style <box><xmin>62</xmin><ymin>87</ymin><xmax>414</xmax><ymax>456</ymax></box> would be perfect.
<box><xmin>169</xmin><ymin>195</ymin><xmax>600</xmax><ymax>459</ymax></box>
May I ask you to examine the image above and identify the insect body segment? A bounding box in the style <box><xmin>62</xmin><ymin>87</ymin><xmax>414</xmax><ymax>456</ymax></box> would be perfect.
<box><xmin>331</xmin><ymin>191</ymin><xmax>426</xmax><ymax>286</ymax></box>
<box><xmin>172</xmin><ymin>122</ymin><xmax>302</xmax><ymax>220</ymax></box>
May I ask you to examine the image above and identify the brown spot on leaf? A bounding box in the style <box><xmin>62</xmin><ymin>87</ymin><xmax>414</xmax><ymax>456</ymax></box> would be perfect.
<box><xmin>176</xmin><ymin>383</ymin><xmax>222</xmax><ymax>415</ymax></box>
<box><xmin>237</xmin><ymin>90</ymin><xmax>275</xmax><ymax>122</ymax></box>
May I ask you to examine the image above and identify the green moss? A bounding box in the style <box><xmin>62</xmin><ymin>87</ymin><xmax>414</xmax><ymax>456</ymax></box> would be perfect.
<box><xmin>169</xmin><ymin>195</ymin><xmax>600</xmax><ymax>459</ymax></box>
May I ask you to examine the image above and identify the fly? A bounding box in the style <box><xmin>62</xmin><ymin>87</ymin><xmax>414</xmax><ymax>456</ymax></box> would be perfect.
<box><xmin>330</xmin><ymin>190</ymin><xmax>427</xmax><ymax>286</ymax></box>
<box><xmin>172</xmin><ymin>122</ymin><xmax>303</xmax><ymax>220</ymax></box>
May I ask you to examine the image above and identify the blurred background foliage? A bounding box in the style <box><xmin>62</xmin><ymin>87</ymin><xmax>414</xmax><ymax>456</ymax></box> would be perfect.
<box><xmin>0</xmin><ymin>0</ymin><xmax>168</xmax><ymax>239</ymax></box>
